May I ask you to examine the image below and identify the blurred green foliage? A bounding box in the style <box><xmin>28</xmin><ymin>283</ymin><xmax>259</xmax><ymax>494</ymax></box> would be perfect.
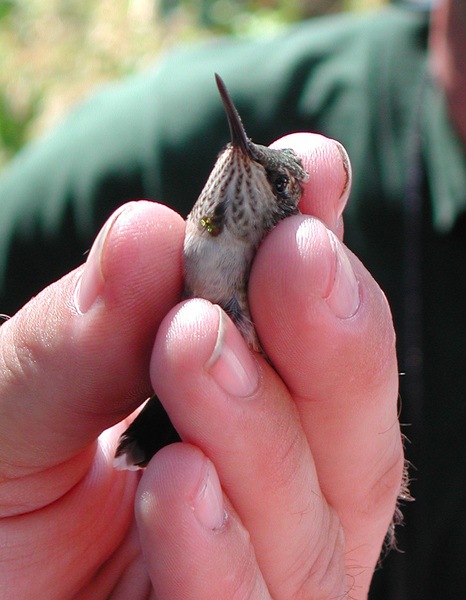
<box><xmin>0</xmin><ymin>0</ymin><xmax>15</xmax><ymax>20</ymax></box>
<box><xmin>0</xmin><ymin>0</ymin><xmax>384</xmax><ymax>167</ymax></box>
<box><xmin>0</xmin><ymin>90</ymin><xmax>39</xmax><ymax>154</ymax></box>
<box><xmin>159</xmin><ymin>0</ymin><xmax>321</xmax><ymax>34</ymax></box>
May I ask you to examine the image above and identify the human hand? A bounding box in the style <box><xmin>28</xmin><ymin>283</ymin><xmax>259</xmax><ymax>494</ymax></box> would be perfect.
<box><xmin>0</xmin><ymin>200</ymin><xmax>186</xmax><ymax>598</ymax></box>
<box><xmin>136</xmin><ymin>134</ymin><xmax>404</xmax><ymax>599</ymax></box>
<box><xmin>0</xmin><ymin>134</ymin><xmax>403</xmax><ymax>600</ymax></box>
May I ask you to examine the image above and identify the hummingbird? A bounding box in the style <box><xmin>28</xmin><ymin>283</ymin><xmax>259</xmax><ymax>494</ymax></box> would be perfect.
<box><xmin>114</xmin><ymin>74</ymin><xmax>308</xmax><ymax>470</ymax></box>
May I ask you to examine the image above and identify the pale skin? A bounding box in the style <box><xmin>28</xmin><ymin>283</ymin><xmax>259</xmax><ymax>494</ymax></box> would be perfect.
<box><xmin>429</xmin><ymin>0</ymin><xmax>466</xmax><ymax>146</ymax></box>
<box><xmin>0</xmin><ymin>131</ymin><xmax>403</xmax><ymax>599</ymax></box>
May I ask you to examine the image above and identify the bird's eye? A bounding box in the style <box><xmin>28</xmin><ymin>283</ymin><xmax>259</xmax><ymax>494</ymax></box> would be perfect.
<box><xmin>273</xmin><ymin>174</ymin><xmax>289</xmax><ymax>195</ymax></box>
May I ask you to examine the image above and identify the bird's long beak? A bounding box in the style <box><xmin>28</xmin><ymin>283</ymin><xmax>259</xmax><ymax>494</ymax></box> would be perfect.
<box><xmin>215</xmin><ymin>73</ymin><xmax>251</xmax><ymax>156</ymax></box>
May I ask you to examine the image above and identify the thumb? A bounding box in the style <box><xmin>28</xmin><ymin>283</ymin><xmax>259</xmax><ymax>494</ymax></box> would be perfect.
<box><xmin>0</xmin><ymin>201</ymin><xmax>184</xmax><ymax>474</ymax></box>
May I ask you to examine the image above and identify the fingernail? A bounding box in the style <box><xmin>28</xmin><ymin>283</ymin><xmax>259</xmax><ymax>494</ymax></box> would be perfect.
<box><xmin>74</xmin><ymin>206</ymin><xmax>127</xmax><ymax>314</ymax></box>
<box><xmin>191</xmin><ymin>458</ymin><xmax>225</xmax><ymax>530</ymax></box>
<box><xmin>206</xmin><ymin>305</ymin><xmax>259</xmax><ymax>398</ymax></box>
<box><xmin>325</xmin><ymin>232</ymin><xmax>360</xmax><ymax>319</ymax></box>
<box><xmin>334</xmin><ymin>140</ymin><xmax>352</xmax><ymax>214</ymax></box>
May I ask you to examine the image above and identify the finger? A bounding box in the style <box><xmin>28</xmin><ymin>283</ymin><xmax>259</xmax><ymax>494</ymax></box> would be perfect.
<box><xmin>150</xmin><ymin>299</ymin><xmax>349</xmax><ymax>599</ymax></box>
<box><xmin>270</xmin><ymin>132</ymin><xmax>351</xmax><ymax>239</ymax></box>
<box><xmin>136</xmin><ymin>443</ymin><xmax>271</xmax><ymax>600</ymax></box>
<box><xmin>0</xmin><ymin>201</ymin><xmax>184</xmax><ymax>476</ymax></box>
<box><xmin>250</xmin><ymin>214</ymin><xmax>403</xmax><ymax>588</ymax></box>
<box><xmin>0</xmin><ymin>433</ymin><xmax>140</xmax><ymax>597</ymax></box>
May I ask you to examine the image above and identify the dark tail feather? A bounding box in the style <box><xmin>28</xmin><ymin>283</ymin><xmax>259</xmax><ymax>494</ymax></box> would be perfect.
<box><xmin>113</xmin><ymin>395</ymin><xmax>181</xmax><ymax>470</ymax></box>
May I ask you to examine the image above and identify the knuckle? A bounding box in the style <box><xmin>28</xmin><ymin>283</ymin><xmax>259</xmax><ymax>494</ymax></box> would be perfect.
<box><xmin>364</xmin><ymin>436</ymin><xmax>406</xmax><ymax>521</ymax></box>
<box><xmin>0</xmin><ymin>315</ymin><xmax>35</xmax><ymax>388</ymax></box>
<box><xmin>263</xmin><ymin>419</ymin><xmax>304</xmax><ymax>491</ymax></box>
<box><xmin>226</xmin><ymin>532</ymin><xmax>265</xmax><ymax>600</ymax></box>
<box><xmin>291</xmin><ymin>507</ymin><xmax>347</xmax><ymax>600</ymax></box>
<box><xmin>0</xmin><ymin>296</ymin><xmax>56</xmax><ymax>390</ymax></box>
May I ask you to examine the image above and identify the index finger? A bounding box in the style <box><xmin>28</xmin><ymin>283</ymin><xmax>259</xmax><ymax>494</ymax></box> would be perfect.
<box><xmin>250</xmin><ymin>134</ymin><xmax>404</xmax><ymax>575</ymax></box>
